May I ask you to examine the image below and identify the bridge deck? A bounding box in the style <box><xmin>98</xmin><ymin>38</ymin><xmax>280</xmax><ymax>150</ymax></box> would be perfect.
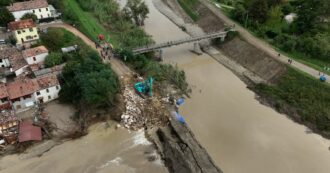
<box><xmin>132</xmin><ymin>30</ymin><xmax>232</xmax><ymax>54</ymax></box>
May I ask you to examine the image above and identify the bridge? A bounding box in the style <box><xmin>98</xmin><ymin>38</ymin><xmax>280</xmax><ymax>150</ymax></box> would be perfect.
<box><xmin>132</xmin><ymin>30</ymin><xmax>233</xmax><ymax>55</ymax></box>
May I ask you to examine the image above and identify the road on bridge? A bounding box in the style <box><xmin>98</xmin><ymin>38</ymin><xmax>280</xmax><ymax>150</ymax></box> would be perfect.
<box><xmin>201</xmin><ymin>0</ymin><xmax>329</xmax><ymax>83</ymax></box>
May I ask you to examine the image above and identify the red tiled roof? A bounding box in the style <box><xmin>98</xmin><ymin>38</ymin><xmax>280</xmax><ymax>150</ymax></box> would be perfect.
<box><xmin>22</xmin><ymin>46</ymin><xmax>48</xmax><ymax>58</ymax></box>
<box><xmin>8</xmin><ymin>19</ymin><xmax>36</xmax><ymax>31</ymax></box>
<box><xmin>36</xmin><ymin>74</ymin><xmax>59</xmax><ymax>90</ymax></box>
<box><xmin>0</xmin><ymin>46</ymin><xmax>20</xmax><ymax>60</ymax></box>
<box><xmin>7</xmin><ymin>0</ymin><xmax>48</xmax><ymax>12</ymax></box>
<box><xmin>18</xmin><ymin>121</ymin><xmax>42</xmax><ymax>142</ymax></box>
<box><xmin>6</xmin><ymin>78</ymin><xmax>40</xmax><ymax>99</ymax></box>
<box><xmin>0</xmin><ymin>83</ymin><xmax>9</xmax><ymax>99</ymax></box>
<box><xmin>8</xmin><ymin>52</ymin><xmax>27</xmax><ymax>71</ymax></box>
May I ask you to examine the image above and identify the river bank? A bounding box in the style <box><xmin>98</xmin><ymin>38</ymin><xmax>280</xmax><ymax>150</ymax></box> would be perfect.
<box><xmin>143</xmin><ymin>0</ymin><xmax>330</xmax><ymax>172</ymax></box>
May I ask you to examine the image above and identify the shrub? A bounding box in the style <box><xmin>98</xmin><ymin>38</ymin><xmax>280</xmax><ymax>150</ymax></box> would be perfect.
<box><xmin>45</xmin><ymin>52</ymin><xmax>64</xmax><ymax>67</ymax></box>
<box><xmin>21</xmin><ymin>13</ymin><xmax>38</xmax><ymax>22</ymax></box>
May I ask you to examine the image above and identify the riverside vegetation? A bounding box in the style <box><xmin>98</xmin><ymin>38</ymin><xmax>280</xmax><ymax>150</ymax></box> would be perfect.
<box><xmin>55</xmin><ymin>0</ymin><xmax>190</xmax><ymax>96</ymax></box>
<box><xmin>177</xmin><ymin>0</ymin><xmax>330</xmax><ymax>137</ymax></box>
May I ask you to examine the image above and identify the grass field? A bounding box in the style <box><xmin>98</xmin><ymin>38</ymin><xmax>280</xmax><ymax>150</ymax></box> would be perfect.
<box><xmin>178</xmin><ymin>0</ymin><xmax>200</xmax><ymax>21</ymax></box>
<box><xmin>63</xmin><ymin>0</ymin><xmax>117</xmax><ymax>45</ymax></box>
<box><xmin>254</xmin><ymin>67</ymin><xmax>330</xmax><ymax>137</ymax></box>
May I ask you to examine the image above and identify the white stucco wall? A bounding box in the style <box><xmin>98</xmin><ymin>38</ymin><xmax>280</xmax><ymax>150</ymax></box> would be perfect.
<box><xmin>13</xmin><ymin>65</ymin><xmax>28</xmax><ymax>76</ymax></box>
<box><xmin>12</xmin><ymin>6</ymin><xmax>52</xmax><ymax>21</ymax></box>
<box><xmin>25</xmin><ymin>52</ymin><xmax>48</xmax><ymax>65</ymax></box>
<box><xmin>12</xmin><ymin>95</ymin><xmax>35</xmax><ymax>110</ymax></box>
<box><xmin>34</xmin><ymin>85</ymin><xmax>61</xmax><ymax>103</ymax></box>
<box><xmin>14</xmin><ymin>27</ymin><xmax>39</xmax><ymax>45</ymax></box>
<box><xmin>0</xmin><ymin>58</ymin><xmax>10</xmax><ymax>68</ymax></box>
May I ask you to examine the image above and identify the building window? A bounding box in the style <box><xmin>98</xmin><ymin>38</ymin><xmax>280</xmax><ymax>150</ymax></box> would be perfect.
<box><xmin>41</xmin><ymin>15</ymin><xmax>43</xmax><ymax>18</ymax></box>
<box><xmin>46</xmin><ymin>8</ymin><xmax>48</xmax><ymax>11</ymax></box>
<box><xmin>46</xmin><ymin>89</ymin><xmax>49</xmax><ymax>93</ymax></box>
<box><xmin>33</xmin><ymin>57</ymin><xmax>36</xmax><ymax>61</ymax></box>
<box><xmin>1</xmin><ymin>65</ymin><xmax>4</xmax><ymax>67</ymax></box>
<box><xmin>34</xmin><ymin>35</ymin><xmax>37</xmax><ymax>38</ymax></box>
<box><xmin>0</xmin><ymin>59</ymin><xmax>2</xmax><ymax>63</ymax></box>
<box><xmin>33</xmin><ymin>10</ymin><xmax>35</xmax><ymax>13</ymax></box>
<box><xmin>22</xmin><ymin>29</ymin><xmax>25</xmax><ymax>33</ymax></box>
<box><xmin>29</xmin><ymin>28</ymin><xmax>33</xmax><ymax>32</ymax></box>
<box><xmin>48</xmin><ymin>14</ymin><xmax>50</xmax><ymax>17</ymax></box>
<box><xmin>39</xmin><ymin>9</ymin><xmax>41</xmax><ymax>12</ymax></box>
<box><xmin>17</xmin><ymin>30</ymin><xmax>21</xmax><ymax>34</ymax></box>
<box><xmin>56</xmin><ymin>85</ymin><xmax>59</xmax><ymax>90</ymax></box>
<box><xmin>48</xmin><ymin>96</ymin><xmax>51</xmax><ymax>100</ymax></box>
<box><xmin>36</xmin><ymin>91</ymin><xmax>40</xmax><ymax>95</ymax></box>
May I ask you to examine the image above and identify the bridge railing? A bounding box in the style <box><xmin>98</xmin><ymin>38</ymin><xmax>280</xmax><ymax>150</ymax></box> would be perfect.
<box><xmin>132</xmin><ymin>30</ymin><xmax>233</xmax><ymax>54</ymax></box>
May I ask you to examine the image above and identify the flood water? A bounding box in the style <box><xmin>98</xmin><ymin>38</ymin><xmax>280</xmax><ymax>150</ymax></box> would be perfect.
<box><xmin>143</xmin><ymin>0</ymin><xmax>330</xmax><ymax>173</ymax></box>
<box><xmin>0</xmin><ymin>123</ymin><xmax>168</xmax><ymax>173</ymax></box>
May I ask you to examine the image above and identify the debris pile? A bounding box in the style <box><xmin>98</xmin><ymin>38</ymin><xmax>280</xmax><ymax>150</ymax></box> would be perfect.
<box><xmin>0</xmin><ymin>110</ymin><xmax>19</xmax><ymax>146</ymax></box>
<box><xmin>121</xmin><ymin>86</ymin><xmax>146</xmax><ymax>130</ymax></box>
<box><xmin>120</xmin><ymin>78</ymin><xmax>170</xmax><ymax>130</ymax></box>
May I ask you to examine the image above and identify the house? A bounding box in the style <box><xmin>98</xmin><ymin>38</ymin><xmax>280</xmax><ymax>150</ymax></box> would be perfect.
<box><xmin>34</xmin><ymin>74</ymin><xmax>60</xmax><ymax>103</ymax></box>
<box><xmin>0</xmin><ymin>83</ymin><xmax>10</xmax><ymax>109</ymax></box>
<box><xmin>6</xmin><ymin>78</ymin><xmax>40</xmax><ymax>110</ymax></box>
<box><xmin>0</xmin><ymin>46</ymin><xmax>17</xmax><ymax>68</ymax></box>
<box><xmin>22</xmin><ymin>46</ymin><xmax>48</xmax><ymax>65</ymax></box>
<box><xmin>0</xmin><ymin>45</ymin><xmax>29</xmax><ymax>77</ymax></box>
<box><xmin>8</xmin><ymin>19</ymin><xmax>39</xmax><ymax>45</ymax></box>
<box><xmin>6</xmin><ymin>0</ymin><xmax>53</xmax><ymax>21</ymax></box>
<box><xmin>8</xmin><ymin>52</ymin><xmax>28</xmax><ymax>77</ymax></box>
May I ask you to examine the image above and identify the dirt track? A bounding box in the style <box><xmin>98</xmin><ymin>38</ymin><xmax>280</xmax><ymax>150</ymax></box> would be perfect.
<box><xmin>200</xmin><ymin>0</ymin><xmax>329</xmax><ymax>83</ymax></box>
<box><xmin>39</xmin><ymin>22</ymin><xmax>132</xmax><ymax>77</ymax></box>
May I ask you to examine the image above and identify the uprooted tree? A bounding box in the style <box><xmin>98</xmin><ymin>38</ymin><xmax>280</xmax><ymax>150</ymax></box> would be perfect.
<box><xmin>123</xmin><ymin>0</ymin><xmax>149</xmax><ymax>26</ymax></box>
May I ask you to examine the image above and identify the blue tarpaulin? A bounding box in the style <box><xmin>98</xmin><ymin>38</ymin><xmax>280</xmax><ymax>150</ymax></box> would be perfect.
<box><xmin>176</xmin><ymin>98</ymin><xmax>185</xmax><ymax>106</ymax></box>
<box><xmin>320</xmin><ymin>76</ymin><xmax>326</xmax><ymax>82</ymax></box>
<box><xmin>171</xmin><ymin>111</ymin><xmax>186</xmax><ymax>124</ymax></box>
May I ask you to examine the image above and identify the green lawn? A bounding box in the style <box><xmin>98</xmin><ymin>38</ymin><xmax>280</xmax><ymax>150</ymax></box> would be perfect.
<box><xmin>63</xmin><ymin>0</ymin><xmax>118</xmax><ymax>46</ymax></box>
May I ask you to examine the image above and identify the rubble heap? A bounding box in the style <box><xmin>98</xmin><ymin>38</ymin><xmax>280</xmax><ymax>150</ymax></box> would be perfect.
<box><xmin>0</xmin><ymin>110</ymin><xmax>19</xmax><ymax>146</ymax></box>
<box><xmin>120</xmin><ymin>79</ymin><xmax>170</xmax><ymax>130</ymax></box>
<box><xmin>121</xmin><ymin>86</ymin><xmax>146</xmax><ymax>130</ymax></box>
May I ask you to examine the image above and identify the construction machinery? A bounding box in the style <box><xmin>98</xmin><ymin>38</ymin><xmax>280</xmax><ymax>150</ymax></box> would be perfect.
<box><xmin>134</xmin><ymin>77</ymin><xmax>153</xmax><ymax>97</ymax></box>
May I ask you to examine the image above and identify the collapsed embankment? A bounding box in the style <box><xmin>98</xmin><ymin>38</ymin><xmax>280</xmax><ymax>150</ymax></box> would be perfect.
<box><xmin>148</xmin><ymin>117</ymin><xmax>223</xmax><ymax>173</ymax></box>
<box><xmin>160</xmin><ymin>0</ymin><xmax>286</xmax><ymax>83</ymax></box>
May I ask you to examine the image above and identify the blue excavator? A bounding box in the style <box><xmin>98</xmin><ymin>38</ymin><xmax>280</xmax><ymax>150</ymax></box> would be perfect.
<box><xmin>134</xmin><ymin>77</ymin><xmax>153</xmax><ymax>97</ymax></box>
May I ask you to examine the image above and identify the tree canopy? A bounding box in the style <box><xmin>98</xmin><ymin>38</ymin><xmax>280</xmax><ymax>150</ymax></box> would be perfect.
<box><xmin>0</xmin><ymin>7</ymin><xmax>14</xmax><ymax>27</ymax></box>
<box><xmin>21</xmin><ymin>13</ymin><xmax>38</xmax><ymax>22</ymax></box>
<box><xmin>59</xmin><ymin>49</ymin><xmax>118</xmax><ymax>108</ymax></box>
<box><xmin>123</xmin><ymin>0</ymin><xmax>149</xmax><ymax>26</ymax></box>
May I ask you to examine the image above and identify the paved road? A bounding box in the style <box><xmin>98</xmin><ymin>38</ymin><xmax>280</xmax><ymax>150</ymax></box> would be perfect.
<box><xmin>201</xmin><ymin>0</ymin><xmax>329</xmax><ymax>83</ymax></box>
<box><xmin>39</xmin><ymin>22</ymin><xmax>132</xmax><ymax>77</ymax></box>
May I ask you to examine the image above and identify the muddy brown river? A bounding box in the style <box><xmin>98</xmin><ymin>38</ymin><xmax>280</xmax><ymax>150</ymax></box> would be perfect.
<box><xmin>143</xmin><ymin>0</ymin><xmax>330</xmax><ymax>173</ymax></box>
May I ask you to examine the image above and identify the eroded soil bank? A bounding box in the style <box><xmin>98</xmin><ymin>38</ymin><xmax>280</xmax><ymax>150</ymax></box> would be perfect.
<box><xmin>144</xmin><ymin>0</ymin><xmax>330</xmax><ymax>173</ymax></box>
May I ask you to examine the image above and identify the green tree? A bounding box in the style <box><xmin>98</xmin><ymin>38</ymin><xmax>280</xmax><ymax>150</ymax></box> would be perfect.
<box><xmin>248</xmin><ymin>0</ymin><xmax>268</xmax><ymax>24</ymax></box>
<box><xmin>265</xmin><ymin>6</ymin><xmax>283</xmax><ymax>28</ymax></box>
<box><xmin>21</xmin><ymin>13</ymin><xmax>38</xmax><ymax>22</ymax></box>
<box><xmin>123</xmin><ymin>0</ymin><xmax>149</xmax><ymax>26</ymax></box>
<box><xmin>45</xmin><ymin>52</ymin><xmax>63</xmax><ymax>67</ymax></box>
<box><xmin>0</xmin><ymin>0</ymin><xmax>12</xmax><ymax>6</ymax></box>
<box><xmin>60</xmin><ymin>50</ymin><xmax>118</xmax><ymax>108</ymax></box>
<box><xmin>293</xmin><ymin>0</ymin><xmax>330</xmax><ymax>34</ymax></box>
<box><xmin>40</xmin><ymin>28</ymin><xmax>65</xmax><ymax>51</ymax></box>
<box><xmin>0</xmin><ymin>7</ymin><xmax>14</xmax><ymax>27</ymax></box>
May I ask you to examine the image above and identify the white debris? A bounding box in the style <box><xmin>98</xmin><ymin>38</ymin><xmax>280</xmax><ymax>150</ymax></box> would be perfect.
<box><xmin>120</xmin><ymin>86</ymin><xmax>146</xmax><ymax>130</ymax></box>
